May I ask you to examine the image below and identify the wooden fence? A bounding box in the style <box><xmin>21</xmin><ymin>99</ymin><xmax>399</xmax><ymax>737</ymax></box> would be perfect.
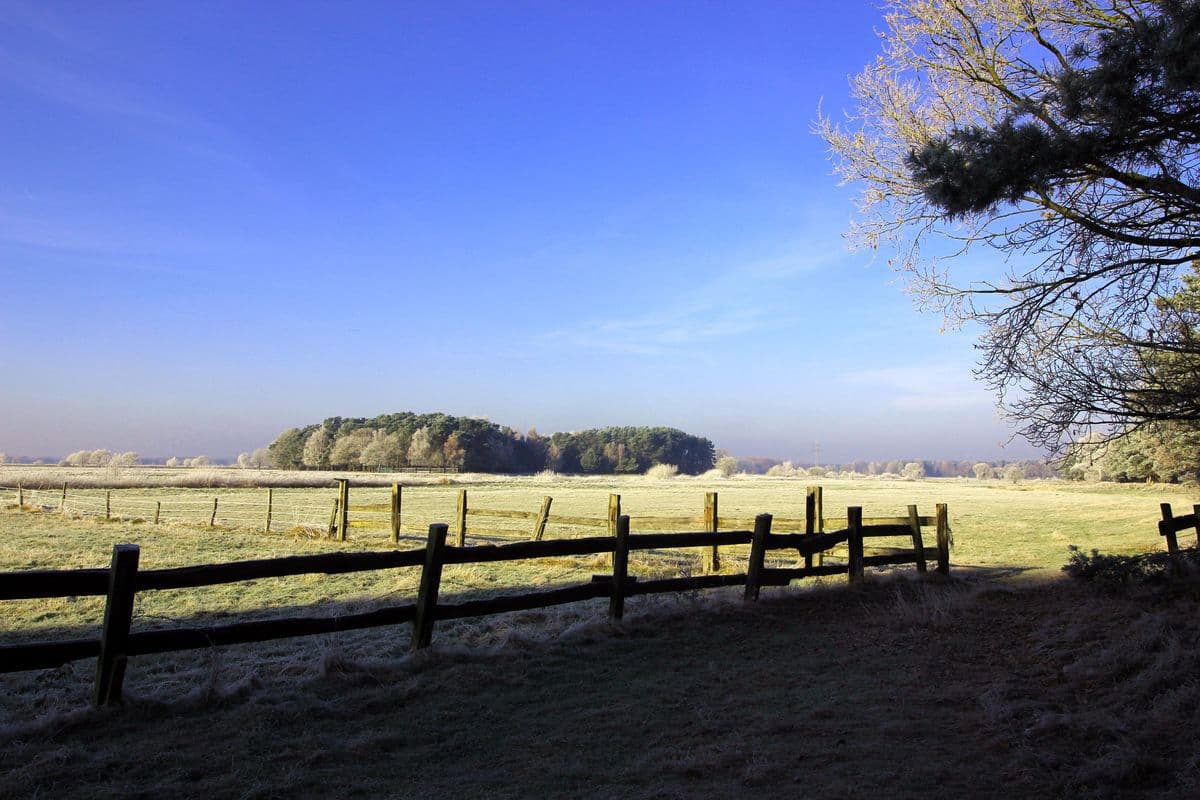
<box><xmin>1159</xmin><ymin>502</ymin><xmax>1200</xmax><ymax>570</ymax></box>
<box><xmin>332</xmin><ymin>484</ymin><xmax>947</xmax><ymax>573</ymax></box>
<box><xmin>0</xmin><ymin>504</ymin><xmax>951</xmax><ymax>706</ymax></box>
<box><xmin>5</xmin><ymin>484</ymin><xmax>333</xmax><ymax>533</ymax></box>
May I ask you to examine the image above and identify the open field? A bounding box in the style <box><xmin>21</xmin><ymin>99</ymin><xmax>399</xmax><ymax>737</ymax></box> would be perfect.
<box><xmin>3</xmin><ymin>473</ymin><xmax>1199</xmax><ymax>797</ymax></box>
<box><xmin>3</xmin><ymin>470</ymin><xmax>1195</xmax><ymax>573</ymax></box>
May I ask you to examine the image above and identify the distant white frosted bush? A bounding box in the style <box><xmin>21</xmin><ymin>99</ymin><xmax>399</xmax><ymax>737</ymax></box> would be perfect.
<box><xmin>60</xmin><ymin>449</ymin><xmax>115</xmax><ymax>467</ymax></box>
<box><xmin>766</xmin><ymin>460</ymin><xmax>799</xmax><ymax>477</ymax></box>
<box><xmin>111</xmin><ymin>451</ymin><xmax>139</xmax><ymax>468</ymax></box>
<box><xmin>645</xmin><ymin>463</ymin><xmax>678</xmax><ymax>479</ymax></box>
<box><xmin>715</xmin><ymin>456</ymin><xmax>738</xmax><ymax>477</ymax></box>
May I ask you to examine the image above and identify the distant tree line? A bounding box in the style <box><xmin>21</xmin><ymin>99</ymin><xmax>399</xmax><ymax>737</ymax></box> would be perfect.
<box><xmin>736</xmin><ymin>457</ymin><xmax>1060</xmax><ymax>480</ymax></box>
<box><xmin>266</xmin><ymin>413</ymin><xmax>716</xmax><ymax>475</ymax></box>
<box><xmin>59</xmin><ymin>449</ymin><xmax>140</xmax><ymax>468</ymax></box>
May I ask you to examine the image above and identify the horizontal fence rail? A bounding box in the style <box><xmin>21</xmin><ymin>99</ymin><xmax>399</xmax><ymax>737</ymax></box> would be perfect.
<box><xmin>1159</xmin><ymin>502</ymin><xmax>1200</xmax><ymax>574</ymax></box>
<box><xmin>1</xmin><ymin>502</ymin><xmax>952</xmax><ymax>706</ymax></box>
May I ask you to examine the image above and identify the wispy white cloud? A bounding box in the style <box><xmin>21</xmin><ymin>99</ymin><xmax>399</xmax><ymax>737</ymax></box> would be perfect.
<box><xmin>539</xmin><ymin>240</ymin><xmax>846</xmax><ymax>355</ymax></box>
<box><xmin>544</xmin><ymin>304</ymin><xmax>770</xmax><ymax>355</ymax></box>
<box><xmin>0</xmin><ymin>205</ymin><xmax>233</xmax><ymax>278</ymax></box>
<box><xmin>0</xmin><ymin>31</ymin><xmax>263</xmax><ymax>181</ymax></box>
<box><xmin>839</xmin><ymin>364</ymin><xmax>995</xmax><ymax>411</ymax></box>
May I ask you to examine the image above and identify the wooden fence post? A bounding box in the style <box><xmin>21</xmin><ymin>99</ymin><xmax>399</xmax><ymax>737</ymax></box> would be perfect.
<box><xmin>806</xmin><ymin>486</ymin><xmax>824</xmax><ymax>566</ymax></box>
<box><xmin>744</xmin><ymin>514</ymin><xmax>772</xmax><ymax>602</ymax></box>
<box><xmin>935</xmin><ymin>503</ymin><xmax>950</xmax><ymax>575</ymax></box>
<box><xmin>328</xmin><ymin>499</ymin><xmax>339</xmax><ymax>538</ymax></box>
<box><xmin>1160</xmin><ymin>503</ymin><xmax>1180</xmax><ymax>571</ymax></box>
<box><xmin>456</xmin><ymin>489</ymin><xmax>468</xmax><ymax>547</ymax></box>
<box><xmin>60</xmin><ymin>483</ymin><xmax>67</xmax><ymax>513</ymax></box>
<box><xmin>337</xmin><ymin>480</ymin><xmax>349</xmax><ymax>541</ymax></box>
<box><xmin>94</xmin><ymin>544</ymin><xmax>140</xmax><ymax>706</ymax></box>
<box><xmin>804</xmin><ymin>487</ymin><xmax>816</xmax><ymax>569</ymax></box>
<box><xmin>390</xmin><ymin>483</ymin><xmax>401</xmax><ymax>544</ymax></box>
<box><xmin>411</xmin><ymin>523</ymin><xmax>449</xmax><ymax>651</ymax></box>
<box><xmin>264</xmin><ymin>488</ymin><xmax>273</xmax><ymax>533</ymax></box>
<box><xmin>105</xmin><ymin>490</ymin><xmax>111</xmax><ymax>520</ymax></box>
<box><xmin>532</xmin><ymin>495</ymin><xmax>553</xmax><ymax>541</ymax></box>
<box><xmin>847</xmin><ymin>506</ymin><xmax>865</xmax><ymax>583</ymax></box>
<box><xmin>154</xmin><ymin>501</ymin><xmax>161</xmax><ymax>525</ymax></box>
<box><xmin>702</xmin><ymin>492</ymin><xmax>720</xmax><ymax>573</ymax></box>
<box><xmin>908</xmin><ymin>504</ymin><xmax>927</xmax><ymax>574</ymax></box>
<box><xmin>609</xmin><ymin>515</ymin><xmax>631</xmax><ymax>620</ymax></box>
<box><xmin>17</xmin><ymin>483</ymin><xmax>22</xmax><ymax>508</ymax></box>
<box><xmin>209</xmin><ymin>497</ymin><xmax>219</xmax><ymax>527</ymax></box>
<box><xmin>606</xmin><ymin>494</ymin><xmax>621</xmax><ymax>566</ymax></box>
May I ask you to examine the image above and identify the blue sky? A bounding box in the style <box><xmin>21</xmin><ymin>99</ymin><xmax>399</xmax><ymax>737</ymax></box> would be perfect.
<box><xmin>0</xmin><ymin>1</ymin><xmax>1040</xmax><ymax>463</ymax></box>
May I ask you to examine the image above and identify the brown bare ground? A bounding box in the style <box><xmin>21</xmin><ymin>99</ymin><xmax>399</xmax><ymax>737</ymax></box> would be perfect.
<box><xmin>3</xmin><ymin>574</ymin><xmax>1200</xmax><ymax>799</ymax></box>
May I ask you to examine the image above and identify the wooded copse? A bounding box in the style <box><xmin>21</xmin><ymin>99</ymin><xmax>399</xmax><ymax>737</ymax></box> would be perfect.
<box><xmin>266</xmin><ymin>412</ymin><xmax>717</xmax><ymax>475</ymax></box>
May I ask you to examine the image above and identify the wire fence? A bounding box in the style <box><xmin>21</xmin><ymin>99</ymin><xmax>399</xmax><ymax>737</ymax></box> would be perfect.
<box><xmin>3</xmin><ymin>485</ymin><xmax>335</xmax><ymax>534</ymax></box>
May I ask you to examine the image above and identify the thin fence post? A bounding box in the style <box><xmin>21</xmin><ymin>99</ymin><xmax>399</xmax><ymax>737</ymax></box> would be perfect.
<box><xmin>60</xmin><ymin>483</ymin><xmax>67</xmax><ymax>513</ymax></box>
<box><xmin>210</xmin><ymin>497</ymin><xmax>219</xmax><ymax>527</ymax></box>
<box><xmin>328</xmin><ymin>499</ymin><xmax>339</xmax><ymax>538</ymax></box>
<box><xmin>935</xmin><ymin>503</ymin><xmax>950</xmax><ymax>575</ymax></box>
<box><xmin>532</xmin><ymin>495</ymin><xmax>552</xmax><ymax>541</ymax></box>
<box><xmin>105</xmin><ymin>490</ymin><xmax>111</xmax><ymax>520</ymax></box>
<box><xmin>1193</xmin><ymin>504</ymin><xmax>1200</xmax><ymax>550</ymax></box>
<box><xmin>337</xmin><ymin>479</ymin><xmax>349</xmax><ymax>541</ymax></box>
<box><xmin>411</xmin><ymin>523</ymin><xmax>448</xmax><ymax>651</ymax></box>
<box><xmin>908</xmin><ymin>504</ymin><xmax>927</xmax><ymax>574</ymax></box>
<box><xmin>744</xmin><ymin>514</ymin><xmax>772</xmax><ymax>602</ymax></box>
<box><xmin>154</xmin><ymin>501</ymin><xmax>161</xmax><ymax>525</ymax></box>
<box><xmin>606</xmin><ymin>494</ymin><xmax>621</xmax><ymax>566</ymax></box>
<box><xmin>94</xmin><ymin>543</ymin><xmax>140</xmax><ymax>706</ymax></box>
<box><xmin>804</xmin><ymin>486</ymin><xmax>816</xmax><ymax>569</ymax></box>
<box><xmin>17</xmin><ymin>483</ymin><xmax>23</xmax><ymax>508</ymax></box>
<box><xmin>847</xmin><ymin>506</ymin><xmax>865</xmax><ymax>583</ymax></box>
<box><xmin>807</xmin><ymin>486</ymin><xmax>824</xmax><ymax>566</ymax></box>
<box><xmin>1160</xmin><ymin>503</ymin><xmax>1180</xmax><ymax>572</ymax></box>
<box><xmin>702</xmin><ymin>492</ymin><xmax>719</xmax><ymax>573</ymax></box>
<box><xmin>264</xmin><ymin>488</ymin><xmax>273</xmax><ymax>533</ymax></box>
<box><xmin>456</xmin><ymin>489</ymin><xmax>468</xmax><ymax>547</ymax></box>
<box><xmin>390</xmin><ymin>483</ymin><xmax>401</xmax><ymax>544</ymax></box>
<box><xmin>609</xmin><ymin>515</ymin><xmax>631</xmax><ymax>620</ymax></box>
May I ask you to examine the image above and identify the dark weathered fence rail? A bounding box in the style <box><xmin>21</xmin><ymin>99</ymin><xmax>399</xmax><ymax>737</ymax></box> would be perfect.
<box><xmin>1</xmin><ymin>503</ymin><xmax>952</xmax><ymax>706</ymax></box>
<box><xmin>1159</xmin><ymin>502</ymin><xmax>1200</xmax><ymax>573</ymax></box>
<box><xmin>334</xmin><ymin>484</ymin><xmax>948</xmax><ymax>573</ymax></box>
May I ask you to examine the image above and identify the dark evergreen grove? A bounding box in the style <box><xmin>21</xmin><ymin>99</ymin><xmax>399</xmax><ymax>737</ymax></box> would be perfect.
<box><xmin>267</xmin><ymin>412</ymin><xmax>715</xmax><ymax>475</ymax></box>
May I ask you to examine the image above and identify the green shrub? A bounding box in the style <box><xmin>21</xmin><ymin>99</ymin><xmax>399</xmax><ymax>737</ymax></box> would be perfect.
<box><xmin>1061</xmin><ymin>545</ymin><xmax>1199</xmax><ymax>588</ymax></box>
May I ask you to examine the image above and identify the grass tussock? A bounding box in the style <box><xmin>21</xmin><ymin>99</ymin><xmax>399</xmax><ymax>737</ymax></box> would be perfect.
<box><xmin>1063</xmin><ymin>544</ymin><xmax>1200</xmax><ymax>589</ymax></box>
<box><xmin>643</xmin><ymin>463</ymin><xmax>679</xmax><ymax>480</ymax></box>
